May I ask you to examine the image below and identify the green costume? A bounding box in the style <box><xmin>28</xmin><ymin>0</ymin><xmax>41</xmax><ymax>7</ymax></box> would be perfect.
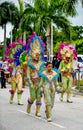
<box><xmin>40</xmin><ymin>68</ymin><xmax>60</xmax><ymax>121</ymax></box>
<box><xmin>26</xmin><ymin>60</ymin><xmax>44</xmax><ymax>116</ymax></box>
<box><xmin>57</xmin><ymin>43</ymin><xmax>77</xmax><ymax>103</ymax></box>
<box><xmin>26</xmin><ymin>32</ymin><xmax>45</xmax><ymax>116</ymax></box>
<box><xmin>59</xmin><ymin>61</ymin><xmax>73</xmax><ymax>102</ymax></box>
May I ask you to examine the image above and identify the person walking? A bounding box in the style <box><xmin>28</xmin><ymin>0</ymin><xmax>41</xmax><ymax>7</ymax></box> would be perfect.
<box><xmin>78</xmin><ymin>60</ymin><xmax>83</xmax><ymax>80</ymax></box>
<box><xmin>58</xmin><ymin>43</ymin><xmax>77</xmax><ymax>103</ymax></box>
<box><xmin>26</xmin><ymin>32</ymin><xmax>45</xmax><ymax>117</ymax></box>
<box><xmin>72</xmin><ymin>59</ymin><xmax>78</xmax><ymax>87</ymax></box>
<box><xmin>1</xmin><ymin>59</ymin><xmax>8</xmax><ymax>88</ymax></box>
<box><xmin>9</xmin><ymin>62</ymin><xmax>24</xmax><ymax>105</ymax></box>
<box><xmin>39</xmin><ymin>62</ymin><xmax>60</xmax><ymax>122</ymax></box>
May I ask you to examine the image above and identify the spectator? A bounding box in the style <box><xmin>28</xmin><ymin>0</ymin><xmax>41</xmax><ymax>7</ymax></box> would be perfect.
<box><xmin>0</xmin><ymin>57</ymin><xmax>3</xmax><ymax>83</ymax></box>
<box><xmin>72</xmin><ymin>60</ymin><xmax>78</xmax><ymax>87</ymax></box>
<box><xmin>52</xmin><ymin>54</ymin><xmax>61</xmax><ymax>82</ymax></box>
<box><xmin>52</xmin><ymin>53</ymin><xmax>61</xmax><ymax>69</ymax></box>
<box><xmin>0</xmin><ymin>58</ymin><xmax>8</xmax><ymax>88</ymax></box>
<box><xmin>78</xmin><ymin>60</ymin><xmax>83</xmax><ymax>80</ymax></box>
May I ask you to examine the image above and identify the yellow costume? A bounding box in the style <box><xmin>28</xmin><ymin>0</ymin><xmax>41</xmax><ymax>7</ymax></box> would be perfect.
<box><xmin>9</xmin><ymin>65</ymin><xmax>24</xmax><ymax>105</ymax></box>
<box><xmin>58</xmin><ymin>43</ymin><xmax>77</xmax><ymax>103</ymax></box>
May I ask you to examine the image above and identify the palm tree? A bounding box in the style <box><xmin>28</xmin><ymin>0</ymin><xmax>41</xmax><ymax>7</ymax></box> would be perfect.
<box><xmin>0</xmin><ymin>2</ymin><xmax>9</xmax><ymax>53</ymax></box>
<box><xmin>63</xmin><ymin>0</ymin><xmax>83</xmax><ymax>16</ymax></box>
<box><xmin>31</xmin><ymin>0</ymin><xmax>83</xmax><ymax>61</ymax></box>
<box><xmin>0</xmin><ymin>1</ymin><xmax>19</xmax><ymax>53</ymax></box>
<box><xmin>20</xmin><ymin>0</ymin><xmax>73</xmax><ymax>61</ymax></box>
<box><xmin>18</xmin><ymin>0</ymin><xmax>27</xmax><ymax>42</ymax></box>
<box><xmin>10</xmin><ymin>0</ymin><xmax>28</xmax><ymax>41</ymax></box>
<box><xmin>81</xmin><ymin>0</ymin><xmax>83</xmax><ymax>6</ymax></box>
<box><xmin>9</xmin><ymin>0</ymin><xmax>24</xmax><ymax>41</ymax></box>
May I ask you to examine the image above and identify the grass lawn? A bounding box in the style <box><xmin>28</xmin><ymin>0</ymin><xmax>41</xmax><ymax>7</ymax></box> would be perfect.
<box><xmin>76</xmin><ymin>80</ymin><xmax>83</xmax><ymax>90</ymax></box>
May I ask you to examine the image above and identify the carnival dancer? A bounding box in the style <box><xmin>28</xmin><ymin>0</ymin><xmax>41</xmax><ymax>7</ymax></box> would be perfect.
<box><xmin>39</xmin><ymin>62</ymin><xmax>60</xmax><ymax>122</ymax></box>
<box><xmin>58</xmin><ymin>43</ymin><xmax>77</xmax><ymax>103</ymax></box>
<box><xmin>26</xmin><ymin>32</ymin><xmax>45</xmax><ymax>117</ymax></box>
<box><xmin>20</xmin><ymin>52</ymin><xmax>29</xmax><ymax>88</ymax></box>
<box><xmin>9</xmin><ymin>48</ymin><xmax>26</xmax><ymax>105</ymax></box>
<box><xmin>9</xmin><ymin>62</ymin><xmax>24</xmax><ymax>105</ymax></box>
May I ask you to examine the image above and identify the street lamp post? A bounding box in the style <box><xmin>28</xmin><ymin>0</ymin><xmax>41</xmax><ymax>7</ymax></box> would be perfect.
<box><xmin>46</xmin><ymin>21</ymin><xmax>53</xmax><ymax>62</ymax></box>
<box><xmin>51</xmin><ymin>20</ymin><xmax>53</xmax><ymax>62</ymax></box>
<box><xmin>10</xmin><ymin>25</ymin><xmax>13</xmax><ymax>43</ymax></box>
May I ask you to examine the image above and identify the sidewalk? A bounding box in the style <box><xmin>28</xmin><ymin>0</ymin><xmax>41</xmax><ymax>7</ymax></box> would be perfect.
<box><xmin>73</xmin><ymin>88</ymin><xmax>83</xmax><ymax>96</ymax></box>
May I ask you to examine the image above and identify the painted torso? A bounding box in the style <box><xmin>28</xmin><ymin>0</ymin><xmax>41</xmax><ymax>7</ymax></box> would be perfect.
<box><xmin>28</xmin><ymin>60</ymin><xmax>44</xmax><ymax>85</ymax></box>
<box><xmin>42</xmin><ymin>70</ymin><xmax>57</xmax><ymax>82</ymax></box>
<box><xmin>40</xmin><ymin>68</ymin><xmax>60</xmax><ymax>88</ymax></box>
<box><xmin>29</xmin><ymin>60</ymin><xmax>44</xmax><ymax>78</ymax></box>
<box><xmin>59</xmin><ymin>60</ymin><xmax>73</xmax><ymax>78</ymax></box>
<box><xmin>12</xmin><ymin>66</ymin><xmax>22</xmax><ymax>82</ymax></box>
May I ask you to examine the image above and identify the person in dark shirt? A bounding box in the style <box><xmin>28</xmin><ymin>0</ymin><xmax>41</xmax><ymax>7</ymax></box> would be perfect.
<box><xmin>52</xmin><ymin>54</ymin><xmax>61</xmax><ymax>82</ymax></box>
<box><xmin>52</xmin><ymin>54</ymin><xmax>61</xmax><ymax>69</ymax></box>
<box><xmin>1</xmin><ymin>69</ymin><xmax>6</xmax><ymax>88</ymax></box>
<box><xmin>0</xmin><ymin>59</ymin><xmax>7</xmax><ymax>88</ymax></box>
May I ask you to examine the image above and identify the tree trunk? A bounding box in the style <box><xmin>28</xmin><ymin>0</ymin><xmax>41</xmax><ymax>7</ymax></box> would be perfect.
<box><xmin>4</xmin><ymin>24</ymin><xmax>7</xmax><ymax>55</ymax></box>
<box><xmin>46</xmin><ymin>25</ymin><xmax>51</xmax><ymax>62</ymax></box>
<box><xmin>23</xmin><ymin>31</ymin><xmax>26</xmax><ymax>43</ymax></box>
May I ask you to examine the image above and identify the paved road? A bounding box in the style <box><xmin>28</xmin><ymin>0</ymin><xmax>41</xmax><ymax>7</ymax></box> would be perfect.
<box><xmin>0</xmin><ymin>84</ymin><xmax>83</xmax><ymax>130</ymax></box>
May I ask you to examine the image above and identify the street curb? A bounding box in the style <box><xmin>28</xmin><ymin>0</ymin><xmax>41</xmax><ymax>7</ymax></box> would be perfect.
<box><xmin>73</xmin><ymin>90</ymin><xmax>83</xmax><ymax>96</ymax></box>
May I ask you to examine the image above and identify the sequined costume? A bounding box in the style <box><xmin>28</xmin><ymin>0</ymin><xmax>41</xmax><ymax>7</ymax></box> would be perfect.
<box><xmin>6</xmin><ymin>39</ymin><xmax>26</xmax><ymax>105</ymax></box>
<box><xmin>26</xmin><ymin>59</ymin><xmax>44</xmax><ymax>116</ymax></box>
<box><xmin>58</xmin><ymin>43</ymin><xmax>77</xmax><ymax>103</ymax></box>
<box><xmin>39</xmin><ymin>65</ymin><xmax>60</xmax><ymax>121</ymax></box>
<box><xmin>26</xmin><ymin>32</ymin><xmax>45</xmax><ymax>116</ymax></box>
<box><xmin>9</xmin><ymin>65</ymin><xmax>24</xmax><ymax>105</ymax></box>
<box><xmin>59</xmin><ymin>59</ymin><xmax>73</xmax><ymax>102</ymax></box>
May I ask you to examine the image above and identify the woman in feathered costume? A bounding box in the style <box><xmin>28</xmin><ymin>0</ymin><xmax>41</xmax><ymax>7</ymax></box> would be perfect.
<box><xmin>58</xmin><ymin>43</ymin><xmax>77</xmax><ymax>103</ymax></box>
<box><xmin>26</xmin><ymin>32</ymin><xmax>45</xmax><ymax>117</ymax></box>
<box><xmin>5</xmin><ymin>39</ymin><xmax>26</xmax><ymax>105</ymax></box>
<box><xmin>20</xmin><ymin>51</ymin><xmax>28</xmax><ymax>88</ymax></box>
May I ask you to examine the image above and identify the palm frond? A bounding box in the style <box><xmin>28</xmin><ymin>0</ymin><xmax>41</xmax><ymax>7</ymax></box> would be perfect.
<box><xmin>63</xmin><ymin>0</ymin><xmax>78</xmax><ymax>17</ymax></box>
<box><xmin>81</xmin><ymin>0</ymin><xmax>83</xmax><ymax>6</ymax></box>
<box><xmin>17</xmin><ymin>0</ymin><xmax>24</xmax><ymax>15</ymax></box>
<box><xmin>53</xmin><ymin>15</ymin><xmax>72</xmax><ymax>40</ymax></box>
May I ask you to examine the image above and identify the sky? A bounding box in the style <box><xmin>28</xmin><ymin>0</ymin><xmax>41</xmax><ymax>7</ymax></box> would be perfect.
<box><xmin>0</xmin><ymin>0</ymin><xmax>83</xmax><ymax>42</ymax></box>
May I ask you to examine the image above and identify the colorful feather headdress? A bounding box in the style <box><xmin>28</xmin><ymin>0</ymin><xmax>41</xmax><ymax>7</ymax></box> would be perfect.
<box><xmin>26</xmin><ymin>32</ymin><xmax>45</xmax><ymax>60</ymax></box>
<box><xmin>5</xmin><ymin>38</ymin><xmax>26</xmax><ymax>67</ymax></box>
<box><xmin>57</xmin><ymin>43</ymin><xmax>77</xmax><ymax>60</ymax></box>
